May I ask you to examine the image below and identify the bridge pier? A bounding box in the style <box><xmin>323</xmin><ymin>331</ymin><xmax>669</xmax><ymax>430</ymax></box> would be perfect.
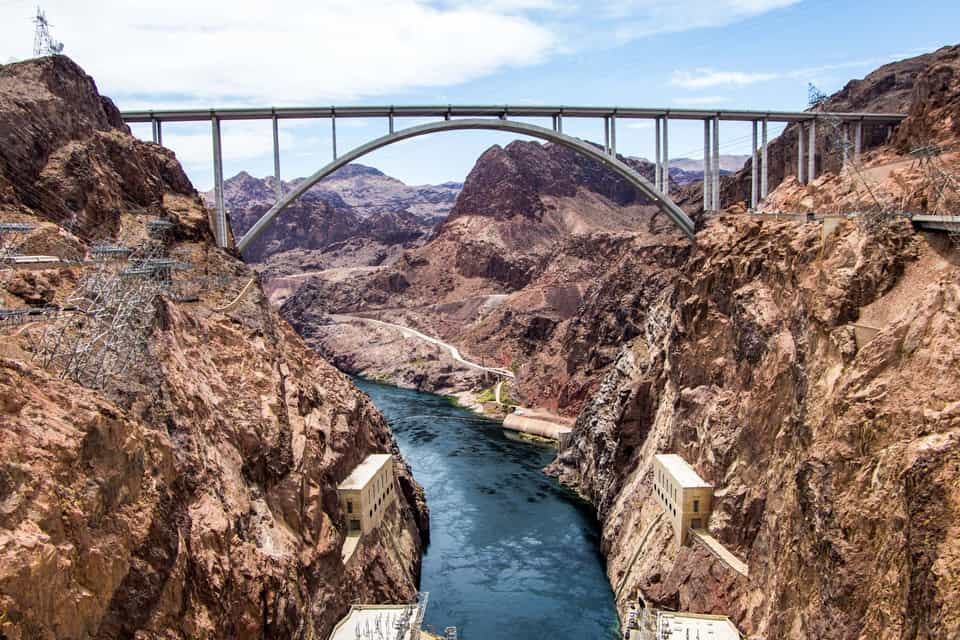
<box><xmin>808</xmin><ymin>119</ymin><xmax>816</xmax><ymax>181</ymax></box>
<box><xmin>703</xmin><ymin>119</ymin><xmax>711</xmax><ymax>211</ymax></box>
<box><xmin>331</xmin><ymin>112</ymin><xmax>338</xmax><ymax>161</ymax></box>
<box><xmin>655</xmin><ymin>117</ymin><xmax>662</xmax><ymax>192</ymax></box>
<box><xmin>854</xmin><ymin>120</ymin><xmax>863</xmax><ymax>159</ymax></box>
<box><xmin>761</xmin><ymin>118</ymin><xmax>769</xmax><ymax>199</ymax></box>
<box><xmin>272</xmin><ymin>115</ymin><xmax>282</xmax><ymax>199</ymax></box>
<box><xmin>751</xmin><ymin>121</ymin><xmax>759</xmax><ymax>209</ymax></box>
<box><xmin>712</xmin><ymin>115</ymin><xmax>720</xmax><ymax>211</ymax></box>
<box><xmin>661</xmin><ymin>115</ymin><xmax>670</xmax><ymax>196</ymax></box>
<box><xmin>603</xmin><ymin>117</ymin><xmax>611</xmax><ymax>155</ymax></box>
<box><xmin>211</xmin><ymin>116</ymin><xmax>227</xmax><ymax>248</ymax></box>
<box><xmin>797</xmin><ymin>122</ymin><xmax>806</xmax><ymax>184</ymax></box>
<box><xmin>610</xmin><ymin>115</ymin><xmax>617</xmax><ymax>156</ymax></box>
<box><xmin>151</xmin><ymin>118</ymin><xmax>162</xmax><ymax>145</ymax></box>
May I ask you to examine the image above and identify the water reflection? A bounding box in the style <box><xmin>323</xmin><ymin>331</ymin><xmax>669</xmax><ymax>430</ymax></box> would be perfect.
<box><xmin>355</xmin><ymin>378</ymin><xmax>619</xmax><ymax>640</ymax></box>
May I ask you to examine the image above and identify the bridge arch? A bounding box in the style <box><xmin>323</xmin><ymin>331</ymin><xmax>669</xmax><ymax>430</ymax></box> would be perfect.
<box><xmin>235</xmin><ymin>118</ymin><xmax>696</xmax><ymax>252</ymax></box>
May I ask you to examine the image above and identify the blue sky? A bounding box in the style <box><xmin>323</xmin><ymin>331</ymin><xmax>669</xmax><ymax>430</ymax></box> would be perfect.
<box><xmin>1</xmin><ymin>0</ymin><xmax>956</xmax><ymax>190</ymax></box>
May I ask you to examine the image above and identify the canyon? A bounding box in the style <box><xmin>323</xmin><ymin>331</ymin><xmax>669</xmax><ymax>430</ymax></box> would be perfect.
<box><xmin>0</xmin><ymin>40</ymin><xmax>958</xmax><ymax>640</ymax></box>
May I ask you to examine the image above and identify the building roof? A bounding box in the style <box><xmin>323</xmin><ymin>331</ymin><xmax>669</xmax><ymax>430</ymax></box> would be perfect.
<box><xmin>655</xmin><ymin>454</ymin><xmax>712</xmax><ymax>489</ymax></box>
<box><xmin>338</xmin><ymin>454</ymin><xmax>392</xmax><ymax>490</ymax></box>
<box><xmin>328</xmin><ymin>604</ymin><xmax>418</xmax><ymax>640</ymax></box>
<box><xmin>657</xmin><ymin>611</ymin><xmax>740</xmax><ymax>640</ymax></box>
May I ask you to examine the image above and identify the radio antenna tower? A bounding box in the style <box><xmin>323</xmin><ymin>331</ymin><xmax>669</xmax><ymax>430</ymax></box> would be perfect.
<box><xmin>33</xmin><ymin>7</ymin><xmax>64</xmax><ymax>57</ymax></box>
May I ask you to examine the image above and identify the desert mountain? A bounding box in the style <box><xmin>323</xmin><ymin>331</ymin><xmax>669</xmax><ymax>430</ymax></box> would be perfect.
<box><xmin>205</xmin><ymin>166</ymin><xmax>460</xmax><ymax>273</ymax></box>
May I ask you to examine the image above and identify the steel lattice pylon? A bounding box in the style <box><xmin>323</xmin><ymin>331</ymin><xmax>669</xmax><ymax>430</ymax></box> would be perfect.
<box><xmin>36</xmin><ymin>218</ymin><xmax>189</xmax><ymax>389</ymax></box>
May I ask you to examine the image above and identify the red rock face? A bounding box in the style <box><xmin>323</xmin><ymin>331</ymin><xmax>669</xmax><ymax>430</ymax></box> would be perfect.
<box><xmin>0</xmin><ymin>56</ymin><xmax>427</xmax><ymax>639</ymax></box>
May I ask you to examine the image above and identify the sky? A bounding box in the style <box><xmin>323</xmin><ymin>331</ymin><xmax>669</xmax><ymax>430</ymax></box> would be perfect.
<box><xmin>1</xmin><ymin>0</ymin><xmax>956</xmax><ymax>191</ymax></box>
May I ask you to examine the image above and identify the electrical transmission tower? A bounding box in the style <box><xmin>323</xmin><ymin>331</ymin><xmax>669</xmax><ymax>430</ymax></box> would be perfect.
<box><xmin>36</xmin><ymin>218</ymin><xmax>190</xmax><ymax>389</ymax></box>
<box><xmin>33</xmin><ymin>7</ymin><xmax>64</xmax><ymax>57</ymax></box>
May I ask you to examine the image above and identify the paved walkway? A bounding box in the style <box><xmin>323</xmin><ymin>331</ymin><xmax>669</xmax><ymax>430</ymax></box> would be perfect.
<box><xmin>214</xmin><ymin>277</ymin><xmax>256</xmax><ymax>312</ymax></box>
<box><xmin>330</xmin><ymin>313</ymin><xmax>514</xmax><ymax>379</ymax></box>
<box><xmin>689</xmin><ymin>528</ymin><xmax>749</xmax><ymax>577</ymax></box>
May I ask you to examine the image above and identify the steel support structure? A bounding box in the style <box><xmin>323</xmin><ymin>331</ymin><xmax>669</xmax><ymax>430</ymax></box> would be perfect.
<box><xmin>272</xmin><ymin>115</ymin><xmax>282</xmax><ymax>199</ymax></box>
<box><xmin>661</xmin><ymin>115</ymin><xmax>669</xmax><ymax>197</ymax></box>
<box><xmin>761</xmin><ymin>119</ymin><xmax>769</xmax><ymax>199</ymax></box>
<box><xmin>703</xmin><ymin>119</ymin><xmax>712</xmax><ymax>211</ymax></box>
<box><xmin>211</xmin><ymin>117</ymin><xmax>227</xmax><ymax>247</ymax></box>
<box><xmin>712</xmin><ymin>116</ymin><xmax>720</xmax><ymax>211</ymax></box>
<box><xmin>808</xmin><ymin>119</ymin><xmax>817</xmax><ymax>182</ymax></box>
<box><xmin>751</xmin><ymin>120</ymin><xmax>759</xmax><ymax>209</ymax></box>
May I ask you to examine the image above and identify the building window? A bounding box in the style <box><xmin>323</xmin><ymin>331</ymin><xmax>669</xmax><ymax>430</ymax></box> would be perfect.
<box><xmin>693</xmin><ymin>500</ymin><xmax>699</xmax><ymax>513</ymax></box>
<box><xmin>347</xmin><ymin>501</ymin><xmax>353</xmax><ymax>514</ymax></box>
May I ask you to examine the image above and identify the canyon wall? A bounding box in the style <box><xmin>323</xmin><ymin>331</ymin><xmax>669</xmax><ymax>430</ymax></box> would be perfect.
<box><xmin>0</xmin><ymin>55</ymin><xmax>427</xmax><ymax>639</ymax></box>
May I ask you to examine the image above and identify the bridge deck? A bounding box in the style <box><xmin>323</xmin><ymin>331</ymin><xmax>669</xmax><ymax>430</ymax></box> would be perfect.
<box><xmin>121</xmin><ymin>104</ymin><xmax>907</xmax><ymax>125</ymax></box>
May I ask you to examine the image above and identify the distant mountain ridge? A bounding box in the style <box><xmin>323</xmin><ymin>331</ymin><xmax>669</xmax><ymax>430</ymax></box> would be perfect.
<box><xmin>205</xmin><ymin>164</ymin><xmax>461</xmax><ymax>271</ymax></box>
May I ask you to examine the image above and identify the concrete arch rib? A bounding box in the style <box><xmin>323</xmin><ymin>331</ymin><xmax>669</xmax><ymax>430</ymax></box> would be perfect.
<box><xmin>236</xmin><ymin>118</ymin><xmax>696</xmax><ymax>253</ymax></box>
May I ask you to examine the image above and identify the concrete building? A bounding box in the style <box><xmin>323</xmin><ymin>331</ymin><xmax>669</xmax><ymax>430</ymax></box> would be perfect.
<box><xmin>338</xmin><ymin>453</ymin><xmax>397</xmax><ymax>536</ymax></box>
<box><xmin>652</xmin><ymin>454</ymin><xmax>713</xmax><ymax>546</ymax></box>
<box><xmin>328</xmin><ymin>601</ymin><xmax>426</xmax><ymax>640</ymax></box>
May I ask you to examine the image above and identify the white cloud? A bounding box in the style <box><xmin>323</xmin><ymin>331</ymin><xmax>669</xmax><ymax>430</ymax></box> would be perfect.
<box><xmin>671</xmin><ymin>68</ymin><xmax>778</xmax><ymax>88</ymax></box>
<box><xmin>0</xmin><ymin>0</ymin><xmax>805</xmax><ymax>110</ymax></box>
<box><xmin>0</xmin><ymin>0</ymin><xmax>555</xmax><ymax>107</ymax></box>
<box><xmin>673</xmin><ymin>96</ymin><xmax>729</xmax><ymax>105</ymax></box>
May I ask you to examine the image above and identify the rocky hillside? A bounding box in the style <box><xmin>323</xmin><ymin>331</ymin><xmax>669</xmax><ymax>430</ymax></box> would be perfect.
<box><xmin>552</xmin><ymin>214</ymin><xmax>959</xmax><ymax>639</ymax></box>
<box><xmin>207</xmin><ymin>166</ymin><xmax>460</xmax><ymax>271</ymax></box>
<box><xmin>0</xmin><ymin>55</ymin><xmax>427</xmax><ymax>639</ymax></box>
<box><xmin>549</xmin><ymin>45</ymin><xmax>960</xmax><ymax>639</ymax></box>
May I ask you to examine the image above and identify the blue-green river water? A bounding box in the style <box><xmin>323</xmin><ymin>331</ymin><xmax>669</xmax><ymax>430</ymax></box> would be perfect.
<box><xmin>354</xmin><ymin>378</ymin><xmax>619</xmax><ymax>639</ymax></box>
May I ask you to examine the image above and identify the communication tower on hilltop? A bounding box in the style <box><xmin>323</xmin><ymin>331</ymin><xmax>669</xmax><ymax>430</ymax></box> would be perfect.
<box><xmin>33</xmin><ymin>7</ymin><xmax>64</xmax><ymax>57</ymax></box>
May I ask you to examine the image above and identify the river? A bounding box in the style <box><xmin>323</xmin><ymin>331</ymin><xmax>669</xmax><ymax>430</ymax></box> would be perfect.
<box><xmin>354</xmin><ymin>378</ymin><xmax>619</xmax><ymax>640</ymax></box>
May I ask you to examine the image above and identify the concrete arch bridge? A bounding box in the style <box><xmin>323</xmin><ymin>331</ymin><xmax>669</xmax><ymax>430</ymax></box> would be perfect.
<box><xmin>120</xmin><ymin>105</ymin><xmax>907</xmax><ymax>249</ymax></box>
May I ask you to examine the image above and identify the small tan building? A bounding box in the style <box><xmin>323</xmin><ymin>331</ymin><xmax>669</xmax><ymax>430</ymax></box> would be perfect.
<box><xmin>652</xmin><ymin>454</ymin><xmax>713</xmax><ymax>546</ymax></box>
<box><xmin>337</xmin><ymin>454</ymin><xmax>397</xmax><ymax>536</ymax></box>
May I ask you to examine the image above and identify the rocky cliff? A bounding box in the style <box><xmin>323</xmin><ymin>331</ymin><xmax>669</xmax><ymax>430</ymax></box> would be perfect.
<box><xmin>550</xmin><ymin>45</ymin><xmax>960</xmax><ymax>639</ymax></box>
<box><xmin>0</xmin><ymin>55</ymin><xmax>427</xmax><ymax>639</ymax></box>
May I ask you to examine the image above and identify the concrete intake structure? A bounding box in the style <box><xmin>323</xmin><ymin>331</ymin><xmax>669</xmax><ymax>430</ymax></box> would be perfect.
<box><xmin>652</xmin><ymin>453</ymin><xmax>713</xmax><ymax>546</ymax></box>
<box><xmin>337</xmin><ymin>453</ymin><xmax>397</xmax><ymax>536</ymax></box>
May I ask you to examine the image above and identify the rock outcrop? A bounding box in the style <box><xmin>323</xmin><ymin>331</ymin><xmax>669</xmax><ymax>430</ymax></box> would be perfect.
<box><xmin>0</xmin><ymin>56</ymin><xmax>427</xmax><ymax>639</ymax></box>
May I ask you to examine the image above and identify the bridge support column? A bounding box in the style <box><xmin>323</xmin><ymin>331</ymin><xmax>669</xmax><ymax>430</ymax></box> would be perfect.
<box><xmin>854</xmin><ymin>120</ymin><xmax>863</xmax><ymax>159</ymax></box>
<box><xmin>655</xmin><ymin>117</ymin><xmax>662</xmax><ymax>192</ymax></box>
<box><xmin>842</xmin><ymin>122</ymin><xmax>850</xmax><ymax>169</ymax></box>
<box><xmin>272</xmin><ymin>115</ymin><xmax>282</xmax><ymax>199</ymax></box>
<box><xmin>151</xmin><ymin>118</ymin><xmax>162</xmax><ymax>145</ymax></box>
<box><xmin>751</xmin><ymin>121</ymin><xmax>759</xmax><ymax>209</ymax></box>
<box><xmin>662</xmin><ymin>115</ymin><xmax>670</xmax><ymax>196</ymax></box>
<box><xmin>610</xmin><ymin>115</ymin><xmax>617</xmax><ymax>156</ymax></box>
<box><xmin>211</xmin><ymin>116</ymin><xmax>227</xmax><ymax>248</ymax></box>
<box><xmin>712</xmin><ymin>116</ymin><xmax>720</xmax><ymax>211</ymax></box>
<box><xmin>556</xmin><ymin>113</ymin><xmax>563</xmax><ymax>134</ymax></box>
<box><xmin>604</xmin><ymin>117</ymin><xmax>611</xmax><ymax>155</ymax></box>
<box><xmin>703</xmin><ymin>119</ymin><xmax>711</xmax><ymax>211</ymax></box>
<box><xmin>389</xmin><ymin>111</ymin><xmax>395</xmax><ymax>135</ymax></box>
<box><xmin>808</xmin><ymin>118</ymin><xmax>817</xmax><ymax>181</ymax></box>
<box><xmin>331</xmin><ymin>112</ymin><xmax>338</xmax><ymax>161</ymax></box>
<box><xmin>797</xmin><ymin>122</ymin><xmax>806</xmax><ymax>184</ymax></box>
<box><xmin>761</xmin><ymin>118</ymin><xmax>769</xmax><ymax>199</ymax></box>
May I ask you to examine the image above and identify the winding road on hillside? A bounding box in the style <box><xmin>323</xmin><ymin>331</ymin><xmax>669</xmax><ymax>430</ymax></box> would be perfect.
<box><xmin>328</xmin><ymin>313</ymin><xmax>514</xmax><ymax>379</ymax></box>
